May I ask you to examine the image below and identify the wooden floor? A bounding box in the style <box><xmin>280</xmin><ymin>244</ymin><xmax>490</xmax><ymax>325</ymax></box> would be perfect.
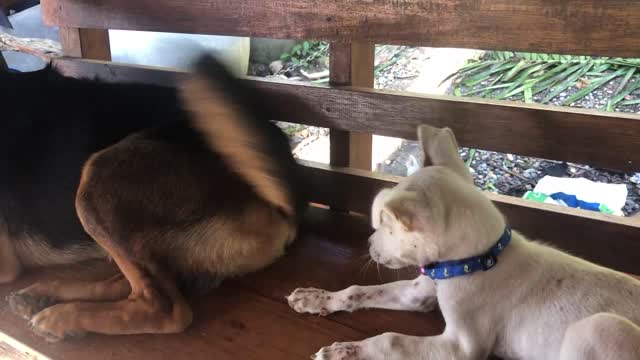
<box><xmin>0</xmin><ymin>207</ymin><xmax>445</xmax><ymax>360</ymax></box>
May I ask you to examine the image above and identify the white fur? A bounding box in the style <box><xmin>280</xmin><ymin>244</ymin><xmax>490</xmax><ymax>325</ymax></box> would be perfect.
<box><xmin>288</xmin><ymin>125</ymin><xmax>640</xmax><ymax>360</ymax></box>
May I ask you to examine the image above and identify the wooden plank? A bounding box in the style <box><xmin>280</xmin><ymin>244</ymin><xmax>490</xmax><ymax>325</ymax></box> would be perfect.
<box><xmin>0</xmin><ymin>207</ymin><xmax>446</xmax><ymax>360</ymax></box>
<box><xmin>59</xmin><ymin>27</ymin><xmax>111</xmax><ymax>60</ymax></box>
<box><xmin>299</xmin><ymin>160</ymin><xmax>640</xmax><ymax>275</ymax></box>
<box><xmin>41</xmin><ymin>0</ymin><xmax>640</xmax><ymax>57</ymax></box>
<box><xmin>0</xmin><ymin>341</ymin><xmax>38</xmax><ymax>360</ymax></box>
<box><xmin>329</xmin><ymin>42</ymin><xmax>374</xmax><ymax>170</ymax></box>
<box><xmin>52</xmin><ymin>58</ymin><xmax>640</xmax><ymax>172</ymax></box>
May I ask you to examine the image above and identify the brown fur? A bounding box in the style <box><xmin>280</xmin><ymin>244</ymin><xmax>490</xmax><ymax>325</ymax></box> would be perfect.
<box><xmin>180</xmin><ymin>77</ymin><xmax>295</xmax><ymax>216</ymax></box>
<box><xmin>0</xmin><ymin>224</ymin><xmax>21</xmax><ymax>284</ymax></box>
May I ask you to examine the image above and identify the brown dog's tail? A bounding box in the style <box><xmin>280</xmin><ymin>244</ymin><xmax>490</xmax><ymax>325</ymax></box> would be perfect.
<box><xmin>178</xmin><ymin>55</ymin><xmax>303</xmax><ymax>217</ymax></box>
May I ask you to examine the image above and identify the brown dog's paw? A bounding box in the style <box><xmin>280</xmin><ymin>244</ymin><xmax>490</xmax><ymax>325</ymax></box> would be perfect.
<box><xmin>29</xmin><ymin>304</ymin><xmax>86</xmax><ymax>342</ymax></box>
<box><xmin>7</xmin><ymin>291</ymin><xmax>56</xmax><ymax>320</ymax></box>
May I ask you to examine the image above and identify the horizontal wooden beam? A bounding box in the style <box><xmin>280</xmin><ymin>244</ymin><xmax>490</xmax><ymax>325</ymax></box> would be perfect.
<box><xmin>53</xmin><ymin>58</ymin><xmax>640</xmax><ymax>172</ymax></box>
<box><xmin>299</xmin><ymin>160</ymin><xmax>640</xmax><ymax>275</ymax></box>
<box><xmin>42</xmin><ymin>0</ymin><xmax>640</xmax><ymax>57</ymax></box>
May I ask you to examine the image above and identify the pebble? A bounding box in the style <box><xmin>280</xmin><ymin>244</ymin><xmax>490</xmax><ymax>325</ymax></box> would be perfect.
<box><xmin>269</xmin><ymin>60</ymin><xmax>284</xmax><ymax>74</ymax></box>
<box><xmin>522</xmin><ymin>169</ymin><xmax>538</xmax><ymax>178</ymax></box>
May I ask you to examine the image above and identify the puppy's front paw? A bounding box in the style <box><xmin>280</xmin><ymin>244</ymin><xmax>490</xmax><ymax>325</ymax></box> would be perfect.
<box><xmin>312</xmin><ymin>342</ymin><xmax>362</xmax><ymax>360</ymax></box>
<box><xmin>287</xmin><ymin>288</ymin><xmax>335</xmax><ymax>316</ymax></box>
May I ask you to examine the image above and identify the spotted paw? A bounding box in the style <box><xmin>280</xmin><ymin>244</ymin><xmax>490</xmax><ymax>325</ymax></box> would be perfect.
<box><xmin>7</xmin><ymin>291</ymin><xmax>57</xmax><ymax>320</ymax></box>
<box><xmin>287</xmin><ymin>288</ymin><xmax>335</xmax><ymax>316</ymax></box>
<box><xmin>312</xmin><ymin>342</ymin><xmax>362</xmax><ymax>360</ymax></box>
<box><xmin>29</xmin><ymin>304</ymin><xmax>86</xmax><ymax>342</ymax></box>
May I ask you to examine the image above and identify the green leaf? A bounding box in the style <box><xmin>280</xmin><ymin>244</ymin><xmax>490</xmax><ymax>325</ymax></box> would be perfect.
<box><xmin>303</xmin><ymin>41</ymin><xmax>310</xmax><ymax>52</ymax></box>
<box><xmin>609</xmin><ymin>78</ymin><xmax>640</xmax><ymax>106</ymax></box>
<box><xmin>606</xmin><ymin>100</ymin><xmax>615</xmax><ymax>112</ymax></box>
<box><xmin>620</xmin><ymin>99</ymin><xmax>640</xmax><ymax>106</ymax></box>
<box><xmin>439</xmin><ymin>61</ymin><xmax>495</xmax><ymax>86</ymax></box>
<box><xmin>462</xmin><ymin>82</ymin><xmax>515</xmax><ymax>96</ymax></box>
<box><xmin>494</xmin><ymin>63</ymin><xmax>551</xmax><ymax>99</ymax></box>
<box><xmin>465</xmin><ymin>149</ymin><xmax>476</xmax><ymax>168</ymax></box>
<box><xmin>501</xmin><ymin>78</ymin><xmax>538</xmax><ymax>99</ymax></box>
<box><xmin>531</xmin><ymin>62</ymin><xmax>581</xmax><ymax>93</ymax></box>
<box><xmin>463</xmin><ymin>62</ymin><xmax>514</xmax><ymax>86</ymax></box>
<box><xmin>613</xmin><ymin>67</ymin><xmax>637</xmax><ymax>98</ymax></box>
<box><xmin>479</xmin><ymin>74</ymin><xmax>505</xmax><ymax>97</ymax></box>
<box><xmin>541</xmin><ymin>61</ymin><xmax>594</xmax><ymax>103</ymax></box>
<box><xmin>524</xmin><ymin>87</ymin><xmax>533</xmax><ymax>103</ymax></box>
<box><xmin>502</xmin><ymin>60</ymin><xmax>530</xmax><ymax>81</ymax></box>
<box><xmin>562</xmin><ymin>68</ymin><xmax>626</xmax><ymax>106</ymax></box>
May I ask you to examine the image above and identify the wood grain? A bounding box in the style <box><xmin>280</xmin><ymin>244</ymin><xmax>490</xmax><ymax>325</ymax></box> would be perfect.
<box><xmin>329</xmin><ymin>42</ymin><xmax>375</xmax><ymax>170</ymax></box>
<box><xmin>53</xmin><ymin>58</ymin><xmax>640</xmax><ymax>172</ymax></box>
<box><xmin>59</xmin><ymin>27</ymin><xmax>111</xmax><ymax>60</ymax></box>
<box><xmin>0</xmin><ymin>207</ymin><xmax>445</xmax><ymax>360</ymax></box>
<box><xmin>41</xmin><ymin>0</ymin><xmax>640</xmax><ymax>57</ymax></box>
<box><xmin>299</xmin><ymin>160</ymin><xmax>640</xmax><ymax>275</ymax></box>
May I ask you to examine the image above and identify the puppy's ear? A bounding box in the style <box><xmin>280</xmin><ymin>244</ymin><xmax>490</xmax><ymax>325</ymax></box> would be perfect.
<box><xmin>383</xmin><ymin>191</ymin><xmax>423</xmax><ymax>232</ymax></box>
<box><xmin>417</xmin><ymin>125</ymin><xmax>473</xmax><ymax>184</ymax></box>
<box><xmin>372</xmin><ymin>188</ymin><xmax>393</xmax><ymax>229</ymax></box>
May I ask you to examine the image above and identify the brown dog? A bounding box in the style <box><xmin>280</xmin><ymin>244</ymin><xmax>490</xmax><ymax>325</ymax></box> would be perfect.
<box><xmin>1</xmin><ymin>56</ymin><xmax>306</xmax><ymax>341</ymax></box>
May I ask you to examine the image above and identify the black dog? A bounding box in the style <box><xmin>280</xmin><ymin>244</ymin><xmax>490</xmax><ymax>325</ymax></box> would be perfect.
<box><xmin>1</xmin><ymin>56</ymin><xmax>306</xmax><ymax>341</ymax></box>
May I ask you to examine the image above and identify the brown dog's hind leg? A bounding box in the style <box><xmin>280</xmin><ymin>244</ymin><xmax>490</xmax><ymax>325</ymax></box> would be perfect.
<box><xmin>28</xmin><ymin>250</ymin><xmax>192</xmax><ymax>341</ymax></box>
<box><xmin>25</xmin><ymin>147</ymin><xmax>193</xmax><ymax>341</ymax></box>
<box><xmin>8</xmin><ymin>274</ymin><xmax>131</xmax><ymax>320</ymax></box>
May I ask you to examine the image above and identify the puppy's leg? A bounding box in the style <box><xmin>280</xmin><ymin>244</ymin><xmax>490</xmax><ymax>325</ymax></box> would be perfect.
<box><xmin>8</xmin><ymin>274</ymin><xmax>130</xmax><ymax>320</ymax></box>
<box><xmin>559</xmin><ymin>313</ymin><xmax>640</xmax><ymax>360</ymax></box>
<box><xmin>313</xmin><ymin>332</ymin><xmax>483</xmax><ymax>360</ymax></box>
<box><xmin>288</xmin><ymin>276</ymin><xmax>435</xmax><ymax>315</ymax></box>
<box><xmin>0</xmin><ymin>225</ymin><xmax>22</xmax><ymax>284</ymax></box>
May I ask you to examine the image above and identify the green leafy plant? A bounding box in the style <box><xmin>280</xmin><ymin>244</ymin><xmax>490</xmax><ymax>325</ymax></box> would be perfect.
<box><xmin>446</xmin><ymin>51</ymin><xmax>640</xmax><ymax>110</ymax></box>
<box><xmin>280</xmin><ymin>40</ymin><xmax>328</xmax><ymax>68</ymax></box>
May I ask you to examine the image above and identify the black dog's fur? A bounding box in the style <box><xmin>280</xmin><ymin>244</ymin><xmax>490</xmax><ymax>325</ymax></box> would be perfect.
<box><xmin>1</xmin><ymin>60</ymin><xmax>304</xmax><ymax>261</ymax></box>
<box><xmin>1</xmin><ymin>57</ymin><xmax>307</xmax><ymax>339</ymax></box>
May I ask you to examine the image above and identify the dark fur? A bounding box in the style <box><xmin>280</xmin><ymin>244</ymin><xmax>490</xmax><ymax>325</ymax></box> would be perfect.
<box><xmin>0</xmin><ymin>57</ymin><xmax>305</xmax><ymax>290</ymax></box>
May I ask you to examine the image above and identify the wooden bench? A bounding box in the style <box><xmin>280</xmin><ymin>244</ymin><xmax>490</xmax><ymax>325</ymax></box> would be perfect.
<box><xmin>1</xmin><ymin>1</ymin><xmax>640</xmax><ymax>359</ymax></box>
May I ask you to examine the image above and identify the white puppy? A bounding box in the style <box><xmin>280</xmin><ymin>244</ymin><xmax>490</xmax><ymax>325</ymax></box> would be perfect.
<box><xmin>288</xmin><ymin>125</ymin><xmax>640</xmax><ymax>360</ymax></box>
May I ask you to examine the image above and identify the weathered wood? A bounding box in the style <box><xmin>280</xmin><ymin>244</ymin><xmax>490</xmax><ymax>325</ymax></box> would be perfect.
<box><xmin>299</xmin><ymin>160</ymin><xmax>640</xmax><ymax>275</ymax></box>
<box><xmin>53</xmin><ymin>58</ymin><xmax>640</xmax><ymax>172</ymax></box>
<box><xmin>0</xmin><ymin>0</ymin><xmax>20</xmax><ymax>8</ymax></box>
<box><xmin>0</xmin><ymin>33</ymin><xmax>62</xmax><ymax>60</ymax></box>
<box><xmin>59</xmin><ymin>27</ymin><xmax>110</xmax><ymax>60</ymax></box>
<box><xmin>41</xmin><ymin>0</ymin><xmax>640</xmax><ymax>57</ymax></box>
<box><xmin>0</xmin><ymin>207</ymin><xmax>445</xmax><ymax>360</ymax></box>
<box><xmin>329</xmin><ymin>42</ymin><xmax>375</xmax><ymax>170</ymax></box>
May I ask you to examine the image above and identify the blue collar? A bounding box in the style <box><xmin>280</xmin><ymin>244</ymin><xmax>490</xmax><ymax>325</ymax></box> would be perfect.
<box><xmin>420</xmin><ymin>226</ymin><xmax>512</xmax><ymax>280</ymax></box>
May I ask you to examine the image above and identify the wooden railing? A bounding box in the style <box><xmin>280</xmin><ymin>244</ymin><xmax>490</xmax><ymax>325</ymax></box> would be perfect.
<box><xmin>42</xmin><ymin>0</ymin><xmax>640</xmax><ymax>274</ymax></box>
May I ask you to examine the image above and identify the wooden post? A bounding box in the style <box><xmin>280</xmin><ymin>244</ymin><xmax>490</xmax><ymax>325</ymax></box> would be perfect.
<box><xmin>329</xmin><ymin>42</ymin><xmax>375</xmax><ymax>170</ymax></box>
<box><xmin>59</xmin><ymin>27</ymin><xmax>111</xmax><ymax>60</ymax></box>
<box><xmin>0</xmin><ymin>52</ymin><xmax>7</xmax><ymax>70</ymax></box>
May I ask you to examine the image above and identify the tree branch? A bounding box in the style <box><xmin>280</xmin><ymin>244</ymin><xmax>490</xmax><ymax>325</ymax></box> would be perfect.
<box><xmin>0</xmin><ymin>32</ymin><xmax>62</xmax><ymax>61</ymax></box>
